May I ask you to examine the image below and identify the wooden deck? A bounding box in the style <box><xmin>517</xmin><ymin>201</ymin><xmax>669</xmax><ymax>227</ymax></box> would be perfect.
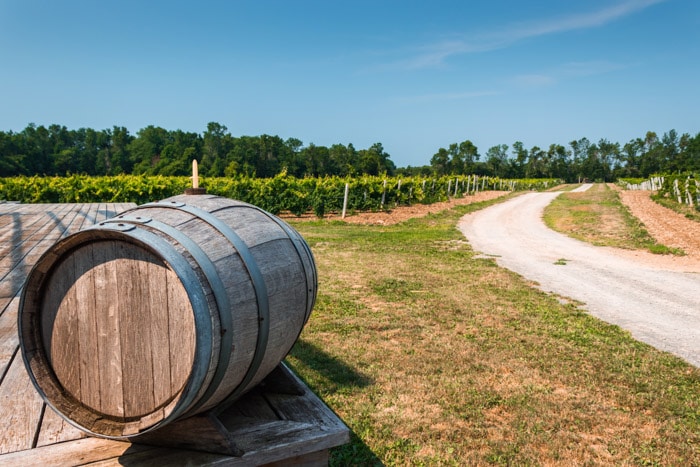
<box><xmin>0</xmin><ymin>202</ymin><xmax>349</xmax><ymax>466</ymax></box>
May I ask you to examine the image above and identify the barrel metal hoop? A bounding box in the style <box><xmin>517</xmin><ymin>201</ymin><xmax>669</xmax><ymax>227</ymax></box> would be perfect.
<box><xmin>103</xmin><ymin>215</ymin><xmax>234</xmax><ymax>414</ymax></box>
<box><xmin>145</xmin><ymin>201</ymin><xmax>270</xmax><ymax>408</ymax></box>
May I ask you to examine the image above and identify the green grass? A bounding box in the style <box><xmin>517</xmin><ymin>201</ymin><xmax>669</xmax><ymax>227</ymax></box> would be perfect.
<box><xmin>543</xmin><ymin>183</ymin><xmax>685</xmax><ymax>255</ymax></box>
<box><xmin>284</xmin><ymin>195</ymin><xmax>700</xmax><ymax>465</ymax></box>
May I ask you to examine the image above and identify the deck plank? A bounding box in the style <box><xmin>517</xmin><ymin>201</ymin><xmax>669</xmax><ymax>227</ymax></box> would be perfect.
<box><xmin>0</xmin><ymin>298</ymin><xmax>19</xmax><ymax>381</ymax></box>
<box><xmin>0</xmin><ymin>437</ymin><xmax>149</xmax><ymax>467</ymax></box>
<box><xmin>0</xmin><ymin>353</ymin><xmax>44</xmax><ymax>454</ymax></box>
<box><xmin>0</xmin><ymin>204</ymin><xmax>78</xmax><ymax>309</ymax></box>
<box><xmin>35</xmin><ymin>406</ymin><xmax>86</xmax><ymax>448</ymax></box>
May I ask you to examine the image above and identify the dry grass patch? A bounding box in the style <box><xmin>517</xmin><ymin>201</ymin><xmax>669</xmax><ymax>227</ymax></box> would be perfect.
<box><xmin>285</xmin><ymin>200</ymin><xmax>700</xmax><ymax>465</ymax></box>
<box><xmin>543</xmin><ymin>183</ymin><xmax>681</xmax><ymax>254</ymax></box>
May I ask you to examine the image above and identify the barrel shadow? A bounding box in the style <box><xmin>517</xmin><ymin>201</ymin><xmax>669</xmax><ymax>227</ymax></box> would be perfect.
<box><xmin>286</xmin><ymin>338</ymin><xmax>373</xmax><ymax>391</ymax></box>
<box><xmin>286</xmin><ymin>340</ymin><xmax>383</xmax><ymax>466</ymax></box>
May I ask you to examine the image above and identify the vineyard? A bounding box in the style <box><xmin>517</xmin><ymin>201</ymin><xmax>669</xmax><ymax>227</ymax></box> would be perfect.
<box><xmin>623</xmin><ymin>173</ymin><xmax>699</xmax><ymax>211</ymax></box>
<box><xmin>0</xmin><ymin>174</ymin><xmax>560</xmax><ymax>217</ymax></box>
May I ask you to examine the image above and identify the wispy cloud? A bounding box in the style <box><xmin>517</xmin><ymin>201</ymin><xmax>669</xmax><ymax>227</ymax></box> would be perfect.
<box><xmin>395</xmin><ymin>0</ymin><xmax>666</xmax><ymax>70</ymax></box>
<box><xmin>511</xmin><ymin>60</ymin><xmax>633</xmax><ymax>88</ymax></box>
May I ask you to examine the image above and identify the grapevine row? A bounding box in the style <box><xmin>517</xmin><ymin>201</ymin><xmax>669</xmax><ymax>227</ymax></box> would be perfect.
<box><xmin>622</xmin><ymin>173</ymin><xmax>699</xmax><ymax>209</ymax></box>
<box><xmin>0</xmin><ymin>174</ymin><xmax>561</xmax><ymax>217</ymax></box>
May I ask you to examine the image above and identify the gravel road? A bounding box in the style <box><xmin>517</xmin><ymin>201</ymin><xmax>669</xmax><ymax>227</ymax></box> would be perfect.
<box><xmin>458</xmin><ymin>185</ymin><xmax>700</xmax><ymax>367</ymax></box>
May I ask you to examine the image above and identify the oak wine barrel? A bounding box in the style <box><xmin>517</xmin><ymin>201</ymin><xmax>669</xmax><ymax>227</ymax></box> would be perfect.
<box><xmin>18</xmin><ymin>194</ymin><xmax>316</xmax><ymax>438</ymax></box>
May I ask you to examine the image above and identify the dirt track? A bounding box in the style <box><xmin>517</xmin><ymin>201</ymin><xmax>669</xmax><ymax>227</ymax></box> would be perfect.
<box><xmin>458</xmin><ymin>185</ymin><xmax>700</xmax><ymax>367</ymax></box>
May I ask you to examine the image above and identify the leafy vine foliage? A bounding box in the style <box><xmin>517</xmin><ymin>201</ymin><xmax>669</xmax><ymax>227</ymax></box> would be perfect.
<box><xmin>0</xmin><ymin>174</ymin><xmax>559</xmax><ymax>216</ymax></box>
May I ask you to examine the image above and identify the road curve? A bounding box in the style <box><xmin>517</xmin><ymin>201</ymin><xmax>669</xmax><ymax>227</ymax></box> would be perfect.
<box><xmin>458</xmin><ymin>186</ymin><xmax>700</xmax><ymax>367</ymax></box>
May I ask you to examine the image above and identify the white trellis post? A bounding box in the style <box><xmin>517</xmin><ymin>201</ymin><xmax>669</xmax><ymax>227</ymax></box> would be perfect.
<box><xmin>381</xmin><ymin>179</ymin><xmax>387</xmax><ymax>208</ymax></box>
<box><xmin>341</xmin><ymin>183</ymin><xmax>350</xmax><ymax>218</ymax></box>
<box><xmin>396</xmin><ymin>179</ymin><xmax>402</xmax><ymax>206</ymax></box>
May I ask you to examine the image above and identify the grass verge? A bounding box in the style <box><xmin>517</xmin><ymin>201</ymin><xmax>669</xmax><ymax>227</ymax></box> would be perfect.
<box><xmin>285</xmin><ymin>195</ymin><xmax>700</xmax><ymax>465</ymax></box>
<box><xmin>543</xmin><ymin>183</ymin><xmax>683</xmax><ymax>254</ymax></box>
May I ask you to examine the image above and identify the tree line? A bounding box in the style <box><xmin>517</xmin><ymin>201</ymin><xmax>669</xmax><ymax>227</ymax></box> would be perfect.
<box><xmin>0</xmin><ymin>122</ymin><xmax>396</xmax><ymax>178</ymax></box>
<box><xmin>1</xmin><ymin>122</ymin><xmax>698</xmax><ymax>182</ymax></box>
<box><xmin>417</xmin><ymin>130</ymin><xmax>700</xmax><ymax>182</ymax></box>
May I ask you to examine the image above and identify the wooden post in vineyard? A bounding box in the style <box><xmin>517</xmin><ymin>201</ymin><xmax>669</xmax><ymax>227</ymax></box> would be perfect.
<box><xmin>674</xmin><ymin>179</ymin><xmax>682</xmax><ymax>203</ymax></box>
<box><xmin>341</xmin><ymin>183</ymin><xmax>350</xmax><ymax>218</ymax></box>
<box><xmin>381</xmin><ymin>179</ymin><xmax>387</xmax><ymax>208</ymax></box>
<box><xmin>397</xmin><ymin>179</ymin><xmax>402</xmax><ymax>207</ymax></box>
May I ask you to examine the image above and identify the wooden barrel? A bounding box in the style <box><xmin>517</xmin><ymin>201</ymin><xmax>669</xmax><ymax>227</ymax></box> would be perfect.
<box><xmin>18</xmin><ymin>194</ymin><xmax>316</xmax><ymax>439</ymax></box>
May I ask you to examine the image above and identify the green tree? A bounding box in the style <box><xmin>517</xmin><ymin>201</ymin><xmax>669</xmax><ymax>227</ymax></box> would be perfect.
<box><xmin>201</xmin><ymin>122</ymin><xmax>229</xmax><ymax>176</ymax></box>
<box><xmin>281</xmin><ymin>137</ymin><xmax>305</xmax><ymax>176</ymax></box>
<box><xmin>615</xmin><ymin>138</ymin><xmax>643</xmax><ymax>178</ymax></box>
<box><xmin>639</xmin><ymin>131</ymin><xmax>661</xmax><ymax>177</ymax></box>
<box><xmin>0</xmin><ymin>131</ymin><xmax>24</xmax><ymax>176</ymax></box>
<box><xmin>526</xmin><ymin>145</ymin><xmax>545</xmax><ymax>178</ymax></box>
<box><xmin>452</xmin><ymin>140</ymin><xmax>479</xmax><ymax>174</ymax></box>
<box><xmin>430</xmin><ymin>147</ymin><xmax>450</xmax><ymax>175</ymax></box>
<box><xmin>129</xmin><ymin>126</ymin><xmax>169</xmax><ymax>174</ymax></box>
<box><xmin>485</xmin><ymin>144</ymin><xmax>509</xmax><ymax>177</ymax></box>
<box><xmin>547</xmin><ymin>144</ymin><xmax>570</xmax><ymax>180</ymax></box>
<box><xmin>569</xmin><ymin>138</ymin><xmax>591</xmax><ymax>182</ymax></box>
<box><xmin>511</xmin><ymin>141</ymin><xmax>528</xmax><ymax>178</ymax></box>
<box><xmin>328</xmin><ymin>143</ymin><xmax>357</xmax><ymax>176</ymax></box>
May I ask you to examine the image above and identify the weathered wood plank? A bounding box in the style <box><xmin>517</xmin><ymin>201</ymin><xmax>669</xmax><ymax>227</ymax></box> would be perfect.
<box><xmin>58</xmin><ymin>204</ymin><xmax>87</xmax><ymax>238</ymax></box>
<box><xmin>166</xmin><ymin>256</ymin><xmax>197</xmax><ymax>409</ymax></box>
<box><xmin>44</xmin><ymin>252</ymin><xmax>81</xmax><ymax>401</ymax></box>
<box><xmin>75</xmin><ymin>244</ymin><xmax>101</xmax><ymax>412</ymax></box>
<box><xmin>78</xmin><ymin>203</ymin><xmax>100</xmax><ymax>230</ymax></box>
<box><xmin>146</xmin><ymin>256</ymin><xmax>172</xmax><ymax>409</ymax></box>
<box><xmin>213</xmin><ymin>365</ymin><xmax>350</xmax><ymax>466</ymax></box>
<box><xmin>261</xmin><ymin>449</ymin><xmax>329</xmax><ymax>467</ymax></box>
<box><xmin>84</xmin><ymin>443</ymin><xmax>233</xmax><ymax>466</ymax></box>
<box><xmin>128</xmin><ymin>413</ymin><xmax>243</xmax><ymax>456</ymax></box>
<box><xmin>223</xmin><ymin>390</ymin><xmax>278</xmax><ymax>421</ymax></box>
<box><xmin>0</xmin><ymin>299</ymin><xmax>19</xmax><ymax>385</ymax></box>
<box><xmin>35</xmin><ymin>405</ymin><xmax>86</xmax><ymax>448</ymax></box>
<box><xmin>118</xmin><ymin>244</ymin><xmax>156</xmax><ymax>419</ymax></box>
<box><xmin>93</xmin><ymin>241</ymin><xmax>124</xmax><ymax>418</ymax></box>
<box><xmin>0</xmin><ymin>211</ymin><xmax>47</xmax><ymax>257</ymax></box>
<box><xmin>0</xmin><ymin>437</ymin><xmax>149</xmax><ymax>467</ymax></box>
<box><xmin>0</xmin><ymin>204</ymin><xmax>77</xmax><ymax>304</ymax></box>
<box><xmin>0</xmin><ymin>353</ymin><xmax>44</xmax><ymax>454</ymax></box>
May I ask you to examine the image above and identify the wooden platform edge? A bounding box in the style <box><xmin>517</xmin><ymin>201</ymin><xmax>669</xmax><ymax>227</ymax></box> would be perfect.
<box><xmin>0</xmin><ymin>363</ymin><xmax>351</xmax><ymax>466</ymax></box>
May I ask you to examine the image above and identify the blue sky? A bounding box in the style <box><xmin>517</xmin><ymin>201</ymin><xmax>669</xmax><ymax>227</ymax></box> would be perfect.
<box><xmin>1</xmin><ymin>0</ymin><xmax>698</xmax><ymax>167</ymax></box>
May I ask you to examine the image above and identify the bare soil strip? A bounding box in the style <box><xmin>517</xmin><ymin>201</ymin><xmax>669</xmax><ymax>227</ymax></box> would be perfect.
<box><xmin>619</xmin><ymin>189</ymin><xmax>700</xmax><ymax>257</ymax></box>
